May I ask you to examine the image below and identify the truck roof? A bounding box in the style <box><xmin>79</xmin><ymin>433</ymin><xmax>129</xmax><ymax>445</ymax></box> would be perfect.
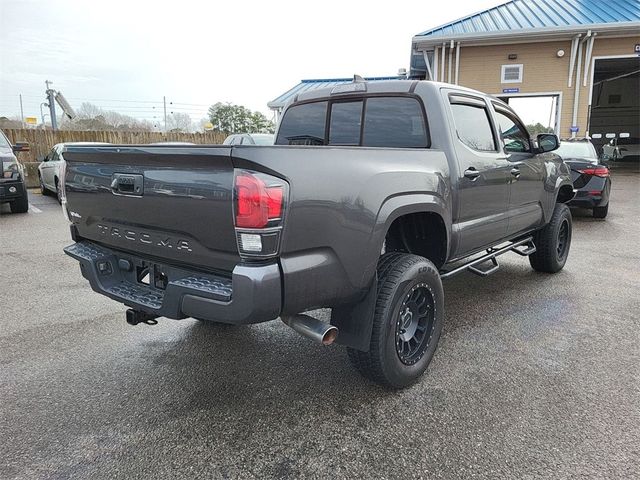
<box><xmin>290</xmin><ymin>79</ymin><xmax>511</xmax><ymax>112</ymax></box>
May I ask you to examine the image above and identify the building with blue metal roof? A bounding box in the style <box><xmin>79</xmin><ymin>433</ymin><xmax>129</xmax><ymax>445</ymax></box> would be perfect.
<box><xmin>410</xmin><ymin>0</ymin><xmax>640</xmax><ymax>143</ymax></box>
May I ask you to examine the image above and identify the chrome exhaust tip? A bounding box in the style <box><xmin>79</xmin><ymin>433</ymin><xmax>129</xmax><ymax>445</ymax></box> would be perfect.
<box><xmin>282</xmin><ymin>314</ymin><xmax>338</xmax><ymax>345</ymax></box>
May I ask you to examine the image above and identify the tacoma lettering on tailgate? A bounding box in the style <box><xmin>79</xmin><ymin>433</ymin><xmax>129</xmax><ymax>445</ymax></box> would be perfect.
<box><xmin>97</xmin><ymin>224</ymin><xmax>193</xmax><ymax>252</ymax></box>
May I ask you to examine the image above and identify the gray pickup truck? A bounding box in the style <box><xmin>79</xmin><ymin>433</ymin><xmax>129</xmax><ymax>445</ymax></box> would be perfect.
<box><xmin>62</xmin><ymin>80</ymin><xmax>574</xmax><ymax>388</ymax></box>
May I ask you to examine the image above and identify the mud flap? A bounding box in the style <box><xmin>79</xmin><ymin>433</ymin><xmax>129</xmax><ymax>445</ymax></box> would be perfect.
<box><xmin>330</xmin><ymin>275</ymin><xmax>377</xmax><ymax>352</ymax></box>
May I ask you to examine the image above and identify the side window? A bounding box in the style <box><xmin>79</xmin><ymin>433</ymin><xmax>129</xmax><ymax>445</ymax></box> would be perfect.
<box><xmin>49</xmin><ymin>148</ymin><xmax>59</xmax><ymax>162</ymax></box>
<box><xmin>362</xmin><ymin>97</ymin><xmax>428</xmax><ymax>148</ymax></box>
<box><xmin>329</xmin><ymin>100</ymin><xmax>362</xmax><ymax>145</ymax></box>
<box><xmin>0</xmin><ymin>132</ymin><xmax>10</xmax><ymax>148</ymax></box>
<box><xmin>493</xmin><ymin>110</ymin><xmax>531</xmax><ymax>153</ymax></box>
<box><xmin>450</xmin><ymin>103</ymin><xmax>496</xmax><ymax>152</ymax></box>
<box><xmin>275</xmin><ymin>101</ymin><xmax>328</xmax><ymax>145</ymax></box>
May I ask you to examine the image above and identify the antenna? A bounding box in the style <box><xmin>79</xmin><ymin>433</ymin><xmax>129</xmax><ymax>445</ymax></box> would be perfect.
<box><xmin>353</xmin><ymin>74</ymin><xmax>365</xmax><ymax>83</ymax></box>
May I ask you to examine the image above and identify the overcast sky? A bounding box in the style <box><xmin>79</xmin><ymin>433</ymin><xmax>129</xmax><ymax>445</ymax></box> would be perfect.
<box><xmin>1</xmin><ymin>0</ymin><xmax>510</xmax><ymax>125</ymax></box>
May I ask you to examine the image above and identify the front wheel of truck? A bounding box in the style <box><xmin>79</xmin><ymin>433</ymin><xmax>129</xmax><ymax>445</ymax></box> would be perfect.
<box><xmin>347</xmin><ymin>253</ymin><xmax>444</xmax><ymax>389</ymax></box>
<box><xmin>529</xmin><ymin>202</ymin><xmax>572</xmax><ymax>273</ymax></box>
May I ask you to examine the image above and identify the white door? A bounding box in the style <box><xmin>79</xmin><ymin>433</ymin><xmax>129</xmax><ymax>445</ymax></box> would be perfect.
<box><xmin>42</xmin><ymin>147</ymin><xmax>61</xmax><ymax>190</ymax></box>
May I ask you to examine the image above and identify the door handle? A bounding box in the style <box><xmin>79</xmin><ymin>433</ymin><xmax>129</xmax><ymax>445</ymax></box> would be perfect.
<box><xmin>464</xmin><ymin>168</ymin><xmax>480</xmax><ymax>180</ymax></box>
<box><xmin>111</xmin><ymin>173</ymin><xmax>144</xmax><ymax>196</ymax></box>
<box><xmin>510</xmin><ymin>167</ymin><xmax>521</xmax><ymax>178</ymax></box>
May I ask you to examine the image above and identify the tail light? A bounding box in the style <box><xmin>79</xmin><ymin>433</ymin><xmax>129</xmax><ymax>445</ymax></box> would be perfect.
<box><xmin>578</xmin><ymin>167</ymin><xmax>609</xmax><ymax>178</ymax></box>
<box><xmin>234</xmin><ymin>169</ymin><xmax>288</xmax><ymax>258</ymax></box>
<box><xmin>59</xmin><ymin>159</ymin><xmax>71</xmax><ymax>222</ymax></box>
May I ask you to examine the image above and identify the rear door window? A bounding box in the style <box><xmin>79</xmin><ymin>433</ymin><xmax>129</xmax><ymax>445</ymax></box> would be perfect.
<box><xmin>329</xmin><ymin>100</ymin><xmax>363</xmax><ymax>145</ymax></box>
<box><xmin>449</xmin><ymin>103</ymin><xmax>496</xmax><ymax>152</ymax></box>
<box><xmin>275</xmin><ymin>101</ymin><xmax>327</xmax><ymax>145</ymax></box>
<box><xmin>362</xmin><ymin>97</ymin><xmax>428</xmax><ymax>148</ymax></box>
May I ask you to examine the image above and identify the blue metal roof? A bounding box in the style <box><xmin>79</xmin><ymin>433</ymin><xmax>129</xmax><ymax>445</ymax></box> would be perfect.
<box><xmin>268</xmin><ymin>76</ymin><xmax>402</xmax><ymax>110</ymax></box>
<box><xmin>416</xmin><ymin>0</ymin><xmax>640</xmax><ymax>37</ymax></box>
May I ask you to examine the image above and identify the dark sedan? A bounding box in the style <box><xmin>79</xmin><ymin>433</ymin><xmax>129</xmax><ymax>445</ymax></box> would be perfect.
<box><xmin>556</xmin><ymin>139</ymin><xmax>611</xmax><ymax>218</ymax></box>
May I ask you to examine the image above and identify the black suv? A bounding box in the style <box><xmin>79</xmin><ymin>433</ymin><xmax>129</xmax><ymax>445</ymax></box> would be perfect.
<box><xmin>0</xmin><ymin>130</ymin><xmax>30</xmax><ymax>214</ymax></box>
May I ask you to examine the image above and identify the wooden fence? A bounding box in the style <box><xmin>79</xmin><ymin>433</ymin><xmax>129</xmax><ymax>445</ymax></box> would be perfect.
<box><xmin>3</xmin><ymin>129</ymin><xmax>227</xmax><ymax>163</ymax></box>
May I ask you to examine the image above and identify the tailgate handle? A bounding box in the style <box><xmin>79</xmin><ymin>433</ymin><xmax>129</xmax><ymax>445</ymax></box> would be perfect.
<box><xmin>111</xmin><ymin>173</ymin><xmax>144</xmax><ymax>196</ymax></box>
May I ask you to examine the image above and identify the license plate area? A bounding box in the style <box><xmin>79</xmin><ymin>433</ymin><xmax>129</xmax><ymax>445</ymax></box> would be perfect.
<box><xmin>136</xmin><ymin>262</ymin><xmax>168</xmax><ymax>290</ymax></box>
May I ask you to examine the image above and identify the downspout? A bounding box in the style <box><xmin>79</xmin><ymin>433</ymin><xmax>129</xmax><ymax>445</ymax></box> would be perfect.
<box><xmin>583</xmin><ymin>32</ymin><xmax>597</xmax><ymax>87</ymax></box>
<box><xmin>433</xmin><ymin>46</ymin><xmax>439</xmax><ymax>81</ymax></box>
<box><xmin>571</xmin><ymin>30</ymin><xmax>591</xmax><ymax>138</ymax></box>
<box><xmin>422</xmin><ymin>51</ymin><xmax>433</xmax><ymax>81</ymax></box>
<box><xmin>567</xmin><ymin>34</ymin><xmax>581</xmax><ymax>88</ymax></box>
<box><xmin>441</xmin><ymin>42</ymin><xmax>446</xmax><ymax>82</ymax></box>
<box><xmin>455</xmin><ymin>41</ymin><xmax>461</xmax><ymax>85</ymax></box>
<box><xmin>448</xmin><ymin>40</ymin><xmax>454</xmax><ymax>83</ymax></box>
<box><xmin>583</xmin><ymin>32</ymin><xmax>597</xmax><ymax>136</ymax></box>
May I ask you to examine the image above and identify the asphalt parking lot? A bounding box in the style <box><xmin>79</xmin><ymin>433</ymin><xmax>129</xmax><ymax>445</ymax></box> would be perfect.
<box><xmin>1</xmin><ymin>164</ymin><xmax>639</xmax><ymax>479</ymax></box>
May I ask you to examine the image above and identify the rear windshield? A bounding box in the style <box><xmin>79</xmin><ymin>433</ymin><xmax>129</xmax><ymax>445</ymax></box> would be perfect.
<box><xmin>556</xmin><ymin>141</ymin><xmax>598</xmax><ymax>160</ymax></box>
<box><xmin>275</xmin><ymin>96</ymin><xmax>429</xmax><ymax>148</ymax></box>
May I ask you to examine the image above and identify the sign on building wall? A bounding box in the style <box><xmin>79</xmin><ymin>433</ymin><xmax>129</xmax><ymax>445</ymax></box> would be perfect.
<box><xmin>502</xmin><ymin>88</ymin><xmax>520</xmax><ymax>94</ymax></box>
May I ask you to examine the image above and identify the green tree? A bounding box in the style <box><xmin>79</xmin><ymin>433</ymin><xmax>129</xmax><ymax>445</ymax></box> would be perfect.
<box><xmin>207</xmin><ymin>102</ymin><xmax>274</xmax><ymax>134</ymax></box>
<box><xmin>526</xmin><ymin>122</ymin><xmax>554</xmax><ymax>136</ymax></box>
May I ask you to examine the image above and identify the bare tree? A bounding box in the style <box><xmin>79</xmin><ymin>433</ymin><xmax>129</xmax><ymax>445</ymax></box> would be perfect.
<box><xmin>60</xmin><ymin>102</ymin><xmax>154</xmax><ymax>131</ymax></box>
<box><xmin>0</xmin><ymin>116</ymin><xmax>24</xmax><ymax>129</ymax></box>
<box><xmin>166</xmin><ymin>112</ymin><xmax>194</xmax><ymax>132</ymax></box>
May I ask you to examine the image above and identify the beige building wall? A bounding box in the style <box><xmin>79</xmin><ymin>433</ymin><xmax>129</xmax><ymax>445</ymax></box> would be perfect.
<box><xmin>443</xmin><ymin>36</ymin><xmax>640</xmax><ymax>137</ymax></box>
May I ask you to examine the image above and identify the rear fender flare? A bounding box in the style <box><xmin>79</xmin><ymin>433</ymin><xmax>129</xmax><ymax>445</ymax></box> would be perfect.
<box><xmin>374</xmin><ymin>194</ymin><xmax>451</xmax><ymax>263</ymax></box>
<box><xmin>333</xmin><ymin>194</ymin><xmax>451</xmax><ymax>352</ymax></box>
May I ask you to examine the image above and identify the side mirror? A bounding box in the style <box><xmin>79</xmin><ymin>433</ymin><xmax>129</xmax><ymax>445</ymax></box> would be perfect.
<box><xmin>37</xmin><ymin>155</ymin><xmax>46</xmax><ymax>162</ymax></box>
<box><xmin>537</xmin><ymin>133</ymin><xmax>559</xmax><ymax>153</ymax></box>
<box><xmin>12</xmin><ymin>142</ymin><xmax>30</xmax><ymax>153</ymax></box>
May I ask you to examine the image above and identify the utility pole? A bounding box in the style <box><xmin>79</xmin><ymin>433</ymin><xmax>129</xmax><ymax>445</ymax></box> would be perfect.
<box><xmin>45</xmin><ymin>80</ymin><xmax>58</xmax><ymax>130</ymax></box>
<box><xmin>19</xmin><ymin>94</ymin><xmax>25</xmax><ymax>127</ymax></box>
<box><xmin>163</xmin><ymin>96</ymin><xmax>167</xmax><ymax>133</ymax></box>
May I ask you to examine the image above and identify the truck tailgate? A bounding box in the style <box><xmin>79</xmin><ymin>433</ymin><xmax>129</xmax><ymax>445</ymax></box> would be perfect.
<box><xmin>62</xmin><ymin>145</ymin><xmax>240</xmax><ymax>273</ymax></box>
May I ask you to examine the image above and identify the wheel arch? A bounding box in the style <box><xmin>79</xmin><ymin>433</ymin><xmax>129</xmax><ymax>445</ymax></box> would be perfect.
<box><xmin>374</xmin><ymin>194</ymin><xmax>452</xmax><ymax>269</ymax></box>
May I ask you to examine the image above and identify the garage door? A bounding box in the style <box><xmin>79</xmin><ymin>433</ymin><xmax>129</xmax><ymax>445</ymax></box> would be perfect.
<box><xmin>589</xmin><ymin>57</ymin><xmax>640</xmax><ymax>157</ymax></box>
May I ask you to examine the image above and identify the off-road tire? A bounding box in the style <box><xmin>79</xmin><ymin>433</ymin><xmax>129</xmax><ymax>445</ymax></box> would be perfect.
<box><xmin>529</xmin><ymin>203</ymin><xmax>572</xmax><ymax>273</ymax></box>
<box><xmin>9</xmin><ymin>187</ymin><xmax>29</xmax><ymax>214</ymax></box>
<box><xmin>593</xmin><ymin>204</ymin><xmax>608</xmax><ymax>219</ymax></box>
<box><xmin>347</xmin><ymin>253</ymin><xmax>444</xmax><ymax>389</ymax></box>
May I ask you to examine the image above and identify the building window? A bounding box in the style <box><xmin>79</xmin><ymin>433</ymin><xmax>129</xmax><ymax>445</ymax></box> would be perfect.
<box><xmin>501</xmin><ymin>64</ymin><xmax>523</xmax><ymax>83</ymax></box>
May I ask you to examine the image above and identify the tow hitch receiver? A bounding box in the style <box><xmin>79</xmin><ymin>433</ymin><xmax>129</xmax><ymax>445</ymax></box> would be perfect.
<box><xmin>125</xmin><ymin>308</ymin><xmax>158</xmax><ymax>326</ymax></box>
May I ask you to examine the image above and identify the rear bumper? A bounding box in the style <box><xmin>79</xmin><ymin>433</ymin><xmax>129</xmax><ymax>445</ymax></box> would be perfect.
<box><xmin>64</xmin><ymin>241</ymin><xmax>282</xmax><ymax>324</ymax></box>
<box><xmin>568</xmin><ymin>195</ymin><xmax>606</xmax><ymax>208</ymax></box>
<box><xmin>568</xmin><ymin>179</ymin><xmax>610</xmax><ymax>209</ymax></box>
<box><xmin>0</xmin><ymin>180</ymin><xmax>26</xmax><ymax>203</ymax></box>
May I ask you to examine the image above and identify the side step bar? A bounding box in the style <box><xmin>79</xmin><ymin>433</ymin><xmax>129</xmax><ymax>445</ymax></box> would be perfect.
<box><xmin>441</xmin><ymin>236</ymin><xmax>536</xmax><ymax>279</ymax></box>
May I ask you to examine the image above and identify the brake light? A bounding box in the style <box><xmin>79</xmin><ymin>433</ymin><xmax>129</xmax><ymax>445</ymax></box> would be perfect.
<box><xmin>578</xmin><ymin>167</ymin><xmax>609</xmax><ymax>177</ymax></box>
<box><xmin>234</xmin><ymin>171</ymin><xmax>285</xmax><ymax>228</ymax></box>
